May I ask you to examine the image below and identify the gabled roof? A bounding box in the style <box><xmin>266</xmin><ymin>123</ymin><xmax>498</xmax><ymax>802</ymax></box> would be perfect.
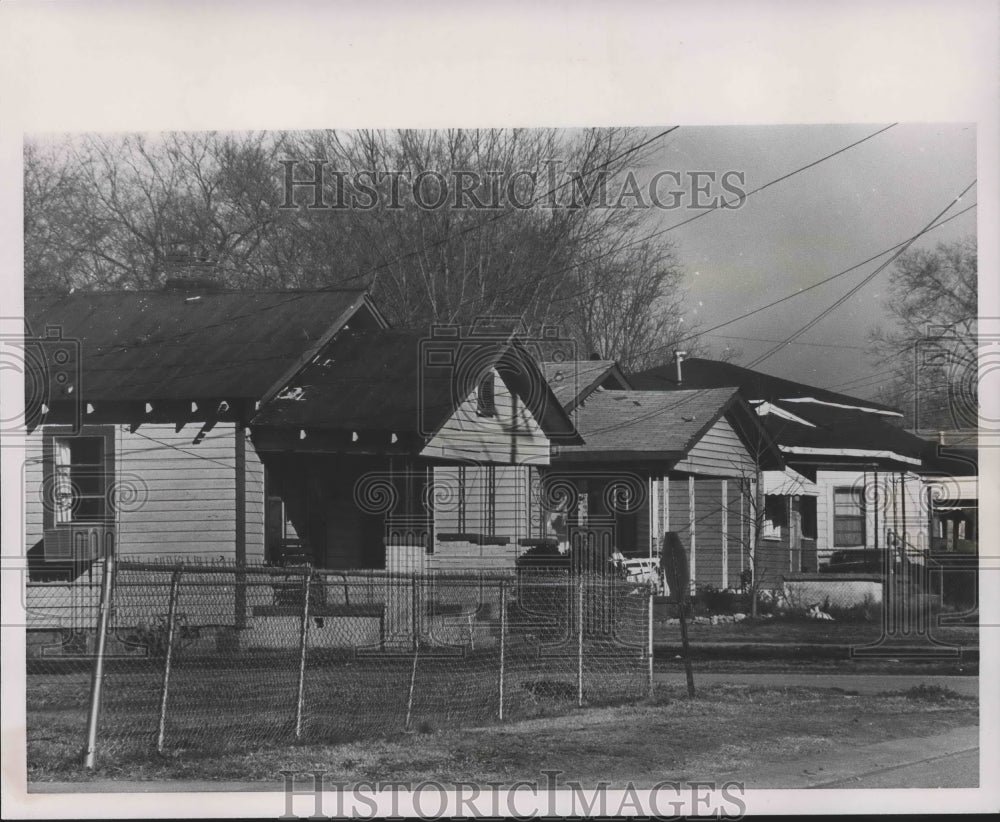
<box><xmin>758</xmin><ymin>400</ymin><xmax>928</xmax><ymax>467</ymax></box>
<box><xmin>553</xmin><ymin>387</ymin><xmax>782</xmax><ymax>467</ymax></box>
<box><xmin>629</xmin><ymin>357</ymin><xmax>901</xmax><ymax>415</ymax></box>
<box><xmin>541</xmin><ymin>359</ymin><xmax>630</xmax><ymax>412</ymax></box>
<box><xmin>24</xmin><ymin>288</ymin><xmax>377</xmax><ymax>404</ymax></box>
<box><xmin>251</xmin><ymin>328</ymin><xmax>580</xmax><ymax>446</ymax></box>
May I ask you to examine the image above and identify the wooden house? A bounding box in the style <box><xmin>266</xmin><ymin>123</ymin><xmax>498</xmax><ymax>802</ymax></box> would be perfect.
<box><xmin>22</xmin><ymin>290</ymin><xmax>578</xmax><ymax>583</ymax></box>
<box><xmin>630</xmin><ymin>357</ymin><xmax>935</xmax><ymax>571</ymax></box>
<box><xmin>537</xmin><ymin>360</ymin><xmax>786</xmax><ymax>591</ymax></box>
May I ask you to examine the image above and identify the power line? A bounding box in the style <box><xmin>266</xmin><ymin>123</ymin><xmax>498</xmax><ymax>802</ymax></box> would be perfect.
<box><xmin>744</xmin><ymin>181</ymin><xmax>977</xmax><ymax>370</ymax></box>
<box><xmin>704</xmin><ymin>333</ymin><xmax>869</xmax><ymax>351</ymax></box>
<box><xmin>629</xmin><ymin>201</ymin><xmax>977</xmax><ymax>363</ymax></box>
<box><xmin>544</xmin><ymin>123</ymin><xmax>900</xmax><ymax>306</ymax></box>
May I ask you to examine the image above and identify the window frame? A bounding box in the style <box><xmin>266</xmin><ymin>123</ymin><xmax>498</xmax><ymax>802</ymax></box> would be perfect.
<box><xmin>42</xmin><ymin>425</ymin><xmax>116</xmax><ymax>529</ymax></box>
<box><xmin>476</xmin><ymin>372</ymin><xmax>496</xmax><ymax>417</ymax></box>
<box><xmin>832</xmin><ymin>486</ymin><xmax>866</xmax><ymax>548</ymax></box>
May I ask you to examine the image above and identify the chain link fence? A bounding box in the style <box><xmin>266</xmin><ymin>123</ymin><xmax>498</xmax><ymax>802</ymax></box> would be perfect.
<box><xmin>26</xmin><ymin>556</ymin><xmax>654</xmax><ymax>767</ymax></box>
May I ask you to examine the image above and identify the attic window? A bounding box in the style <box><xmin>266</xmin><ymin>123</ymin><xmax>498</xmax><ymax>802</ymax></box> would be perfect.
<box><xmin>476</xmin><ymin>373</ymin><xmax>496</xmax><ymax>417</ymax></box>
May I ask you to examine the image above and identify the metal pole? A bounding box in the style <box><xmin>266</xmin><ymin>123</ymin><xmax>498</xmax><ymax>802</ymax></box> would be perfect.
<box><xmin>577</xmin><ymin>577</ymin><xmax>584</xmax><ymax>708</ymax></box>
<box><xmin>83</xmin><ymin>550</ymin><xmax>115</xmax><ymax>769</ymax></box>
<box><xmin>294</xmin><ymin>570</ymin><xmax>312</xmax><ymax>740</ymax></box>
<box><xmin>498</xmin><ymin>580</ymin><xmax>506</xmax><ymax>720</ymax></box>
<box><xmin>647</xmin><ymin>587</ymin><xmax>655</xmax><ymax>700</ymax></box>
<box><xmin>156</xmin><ymin>569</ymin><xmax>183</xmax><ymax>753</ymax></box>
<box><xmin>405</xmin><ymin>573</ymin><xmax>419</xmax><ymax>730</ymax></box>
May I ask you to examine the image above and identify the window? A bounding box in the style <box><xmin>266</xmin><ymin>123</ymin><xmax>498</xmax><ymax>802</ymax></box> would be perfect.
<box><xmin>44</xmin><ymin>430</ymin><xmax>113</xmax><ymax>526</ymax></box>
<box><xmin>476</xmin><ymin>372</ymin><xmax>496</xmax><ymax>417</ymax></box>
<box><xmin>800</xmin><ymin>495</ymin><xmax>817</xmax><ymax>540</ymax></box>
<box><xmin>761</xmin><ymin>495</ymin><xmax>785</xmax><ymax>541</ymax></box>
<box><xmin>833</xmin><ymin>487</ymin><xmax>866</xmax><ymax>547</ymax></box>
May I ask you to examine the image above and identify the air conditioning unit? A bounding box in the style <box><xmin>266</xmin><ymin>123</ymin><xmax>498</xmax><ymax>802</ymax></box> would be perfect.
<box><xmin>43</xmin><ymin>525</ymin><xmax>115</xmax><ymax>563</ymax></box>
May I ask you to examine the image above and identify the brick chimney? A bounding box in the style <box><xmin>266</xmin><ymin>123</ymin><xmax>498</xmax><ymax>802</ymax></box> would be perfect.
<box><xmin>161</xmin><ymin>242</ymin><xmax>224</xmax><ymax>291</ymax></box>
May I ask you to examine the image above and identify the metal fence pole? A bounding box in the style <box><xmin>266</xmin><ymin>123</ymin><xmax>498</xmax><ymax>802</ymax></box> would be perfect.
<box><xmin>498</xmin><ymin>580</ymin><xmax>506</xmax><ymax>721</ymax></box>
<box><xmin>577</xmin><ymin>577</ymin><xmax>584</xmax><ymax>708</ymax></box>
<box><xmin>647</xmin><ymin>587</ymin><xmax>655</xmax><ymax>700</ymax></box>
<box><xmin>83</xmin><ymin>550</ymin><xmax>115</xmax><ymax>769</ymax></box>
<box><xmin>294</xmin><ymin>570</ymin><xmax>312</xmax><ymax>740</ymax></box>
<box><xmin>405</xmin><ymin>574</ymin><xmax>419</xmax><ymax>731</ymax></box>
<box><xmin>156</xmin><ymin>569</ymin><xmax>183</xmax><ymax>753</ymax></box>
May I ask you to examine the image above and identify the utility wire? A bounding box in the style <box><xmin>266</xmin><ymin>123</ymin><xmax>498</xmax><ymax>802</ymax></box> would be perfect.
<box><xmin>745</xmin><ymin>181</ymin><xmax>976</xmax><ymax>370</ymax></box>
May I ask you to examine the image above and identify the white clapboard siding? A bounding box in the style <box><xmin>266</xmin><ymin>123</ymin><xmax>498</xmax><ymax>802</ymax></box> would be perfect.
<box><xmin>814</xmin><ymin>468</ymin><xmax>930</xmax><ymax>561</ymax></box>
<box><xmin>672</xmin><ymin>416</ymin><xmax>756</xmax><ymax>478</ymax></box>
<box><xmin>24</xmin><ymin>433</ymin><xmax>45</xmax><ymax>548</ymax></box>
<box><xmin>421</xmin><ymin>369</ymin><xmax>550</xmax><ymax>465</ymax></box>
<box><xmin>244</xmin><ymin>434</ymin><xmax>266</xmax><ymax>563</ymax></box>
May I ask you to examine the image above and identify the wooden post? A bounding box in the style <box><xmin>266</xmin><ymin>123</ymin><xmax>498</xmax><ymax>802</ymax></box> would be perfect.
<box><xmin>577</xmin><ymin>577</ymin><xmax>584</xmax><ymax>708</ymax></box>
<box><xmin>156</xmin><ymin>569</ymin><xmax>183</xmax><ymax>752</ymax></box>
<box><xmin>498</xmin><ymin>580</ymin><xmax>506</xmax><ymax>720</ymax></box>
<box><xmin>234</xmin><ymin>422</ymin><xmax>247</xmax><ymax>629</ymax></box>
<box><xmin>294</xmin><ymin>570</ymin><xmax>312</xmax><ymax>740</ymax></box>
<box><xmin>662</xmin><ymin>533</ymin><xmax>695</xmax><ymax>698</ymax></box>
<box><xmin>83</xmin><ymin>550</ymin><xmax>115</xmax><ymax>769</ymax></box>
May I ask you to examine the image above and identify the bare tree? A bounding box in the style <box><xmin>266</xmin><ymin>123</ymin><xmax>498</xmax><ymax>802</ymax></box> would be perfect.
<box><xmin>25</xmin><ymin>129</ymin><xmax>700</xmax><ymax>361</ymax></box>
<box><xmin>869</xmin><ymin>236</ymin><xmax>977</xmax><ymax>430</ymax></box>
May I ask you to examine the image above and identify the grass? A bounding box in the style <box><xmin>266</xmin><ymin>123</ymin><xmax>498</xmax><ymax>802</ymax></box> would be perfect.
<box><xmin>26</xmin><ymin>682</ymin><xmax>977</xmax><ymax>785</ymax></box>
<box><xmin>657</xmin><ymin>616</ymin><xmax>980</xmax><ymax>647</ymax></box>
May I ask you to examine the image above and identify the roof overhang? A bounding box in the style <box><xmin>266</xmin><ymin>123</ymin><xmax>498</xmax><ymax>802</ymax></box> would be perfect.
<box><xmin>780</xmin><ymin>446</ymin><xmax>922</xmax><ymax>467</ymax></box>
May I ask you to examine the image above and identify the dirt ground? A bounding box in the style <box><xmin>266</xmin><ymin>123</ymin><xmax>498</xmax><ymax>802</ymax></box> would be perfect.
<box><xmin>27</xmin><ymin>682</ymin><xmax>977</xmax><ymax>785</ymax></box>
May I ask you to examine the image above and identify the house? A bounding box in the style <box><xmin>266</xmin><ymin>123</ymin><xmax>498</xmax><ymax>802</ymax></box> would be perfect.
<box><xmin>23</xmin><ymin>288</ymin><xmax>578</xmax><ymax>581</ymax></box>
<box><xmin>629</xmin><ymin>356</ymin><xmax>936</xmax><ymax>571</ymax></box>
<box><xmin>534</xmin><ymin>360</ymin><xmax>787</xmax><ymax>591</ymax></box>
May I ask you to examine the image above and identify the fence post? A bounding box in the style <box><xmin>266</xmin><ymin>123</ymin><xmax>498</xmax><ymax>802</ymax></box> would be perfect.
<box><xmin>83</xmin><ymin>549</ymin><xmax>115</xmax><ymax>769</ymax></box>
<box><xmin>405</xmin><ymin>574</ymin><xmax>420</xmax><ymax>730</ymax></box>
<box><xmin>647</xmin><ymin>586</ymin><xmax>655</xmax><ymax>700</ymax></box>
<box><xmin>577</xmin><ymin>577</ymin><xmax>584</xmax><ymax>708</ymax></box>
<box><xmin>294</xmin><ymin>570</ymin><xmax>312</xmax><ymax>740</ymax></box>
<box><xmin>156</xmin><ymin>569</ymin><xmax>183</xmax><ymax>753</ymax></box>
<box><xmin>498</xmin><ymin>579</ymin><xmax>506</xmax><ymax>721</ymax></box>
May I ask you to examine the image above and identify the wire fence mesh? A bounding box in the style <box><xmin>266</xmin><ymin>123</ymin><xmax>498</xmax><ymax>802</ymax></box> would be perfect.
<box><xmin>26</xmin><ymin>556</ymin><xmax>655</xmax><ymax>766</ymax></box>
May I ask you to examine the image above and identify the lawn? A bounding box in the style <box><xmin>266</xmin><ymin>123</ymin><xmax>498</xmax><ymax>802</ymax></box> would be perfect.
<box><xmin>26</xmin><ymin>682</ymin><xmax>977</xmax><ymax>786</ymax></box>
<box><xmin>657</xmin><ymin>615</ymin><xmax>979</xmax><ymax>647</ymax></box>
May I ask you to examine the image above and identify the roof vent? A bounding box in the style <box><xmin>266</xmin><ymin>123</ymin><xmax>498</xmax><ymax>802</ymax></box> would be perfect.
<box><xmin>674</xmin><ymin>350</ymin><xmax>687</xmax><ymax>384</ymax></box>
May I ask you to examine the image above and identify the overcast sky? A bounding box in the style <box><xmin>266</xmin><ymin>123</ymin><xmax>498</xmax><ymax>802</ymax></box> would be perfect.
<box><xmin>634</xmin><ymin>123</ymin><xmax>977</xmax><ymax>399</ymax></box>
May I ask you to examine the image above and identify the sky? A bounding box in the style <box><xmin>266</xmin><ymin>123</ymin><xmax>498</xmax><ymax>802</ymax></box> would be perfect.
<box><xmin>632</xmin><ymin>123</ymin><xmax>977</xmax><ymax>399</ymax></box>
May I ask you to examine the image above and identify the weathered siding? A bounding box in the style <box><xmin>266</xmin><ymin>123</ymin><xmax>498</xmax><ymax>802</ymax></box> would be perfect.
<box><xmin>432</xmin><ymin>464</ymin><xmax>529</xmax><ymax>546</ymax></box>
<box><xmin>694</xmin><ymin>478</ymin><xmax>724</xmax><ymax>586</ymax></box>
<box><xmin>725</xmin><ymin>479</ymin><xmax>745</xmax><ymax>588</ymax></box>
<box><xmin>24</xmin><ymin>422</ymin><xmax>266</xmax><ymax>564</ymax></box>
<box><xmin>421</xmin><ymin>368</ymin><xmax>550</xmax><ymax>465</ymax></box>
<box><xmin>672</xmin><ymin>416</ymin><xmax>756</xmax><ymax>477</ymax></box>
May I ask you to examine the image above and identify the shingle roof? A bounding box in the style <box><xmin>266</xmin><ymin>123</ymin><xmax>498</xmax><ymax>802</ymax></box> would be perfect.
<box><xmin>251</xmin><ymin>328</ymin><xmax>580</xmax><ymax>443</ymax></box>
<box><xmin>554</xmin><ymin>387</ymin><xmax>742</xmax><ymax>462</ymax></box>
<box><xmin>541</xmin><ymin>360</ymin><xmax>625</xmax><ymax>410</ymax></box>
<box><xmin>24</xmin><ymin>289</ymin><xmax>370</xmax><ymax>403</ymax></box>
<box><xmin>629</xmin><ymin>357</ymin><xmax>900</xmax><ymax>414</ymax></box>
<box><xmin>760</xmin><ymin>400</ymin><xmax>929</xmax><ymax>463</ymax></box>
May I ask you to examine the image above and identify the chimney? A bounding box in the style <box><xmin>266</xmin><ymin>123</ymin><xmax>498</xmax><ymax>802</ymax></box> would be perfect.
<box><xmin>674</xmin><ymin>350</ymin><xmax>687</xmax><ymax>384</ymax></box>
<box><xmin>938</xmin><ymin>430</ymin><xmax>946</xmax><ymax>445</ymax></box>
<box><xmin>161</xmin><ymin>242</ymin><xmax>224</xmax><ymax>292</ymax></box>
